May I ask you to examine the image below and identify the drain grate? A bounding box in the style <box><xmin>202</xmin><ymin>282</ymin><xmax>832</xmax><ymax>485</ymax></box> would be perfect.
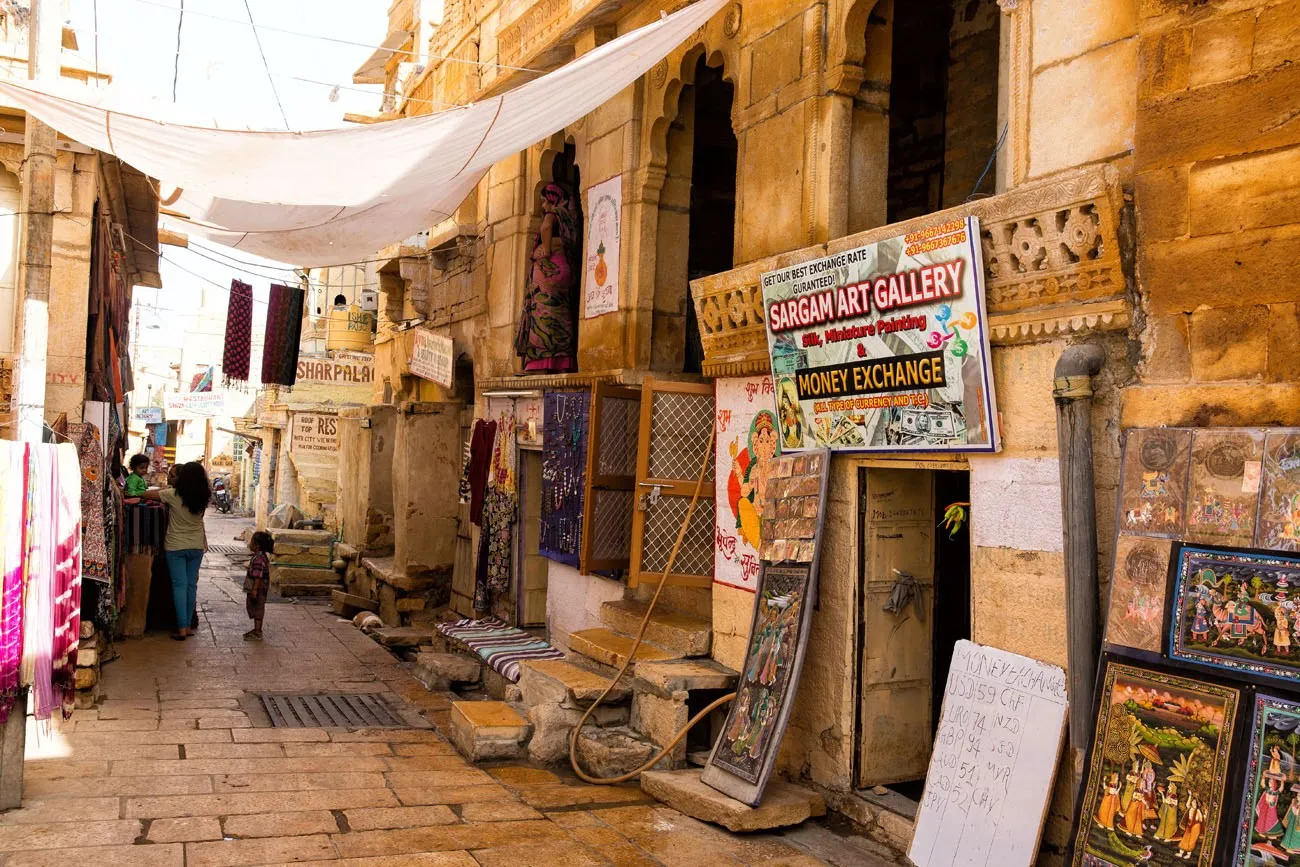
<box><xmin>258</xmin><ymin>692</ymin><xmax>404</xmax><ymax>728</ymax></box>
<box><xmin>210</xmin><ymin>543</ymin><xmax>251</xmax><ymax>559</ymax></box>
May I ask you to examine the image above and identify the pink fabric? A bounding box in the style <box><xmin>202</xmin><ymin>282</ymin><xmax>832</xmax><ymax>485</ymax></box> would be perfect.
<box><xmin>22</xmin><ymin>445</ymin><xmax>55</xmax><ymax>720</ymax></box>
<box><xmin>0</xmin><ymin>443</ymin><xmax>28</xmax><ymax>722</ymax></box>
<box><xmin>51</xmin><ymin>443</ymin><xmax>81</xmax><ymax>718</ymax></box>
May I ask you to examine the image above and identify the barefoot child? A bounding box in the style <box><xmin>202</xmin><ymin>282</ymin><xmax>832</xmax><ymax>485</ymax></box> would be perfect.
<box><xmin>244</xmin><ymin>531</ymin><xmax>273</xmax><ymax>640</ymax></box>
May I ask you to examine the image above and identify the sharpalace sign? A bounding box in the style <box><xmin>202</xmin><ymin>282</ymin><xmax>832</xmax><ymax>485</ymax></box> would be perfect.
<box><xmin>759</xmin><ymin>216</ymin><xmax>1001</xmax><ymax>452</ymax></box>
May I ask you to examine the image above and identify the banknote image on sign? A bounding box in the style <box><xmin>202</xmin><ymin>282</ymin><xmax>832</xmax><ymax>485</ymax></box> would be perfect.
<box><xmin>759</xmin><ymin>216</ymin><xmax>1000</xmax><ymax>452</ymax></box>
<box><xmin>908</xmin><ymin>640</ymin><xmax>1068</xmax><ymax>867</ymax></box>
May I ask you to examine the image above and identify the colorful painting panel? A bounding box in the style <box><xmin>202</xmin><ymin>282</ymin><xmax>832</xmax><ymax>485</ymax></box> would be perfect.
<box><xmin>714</xmin><ymin>376</ymin><xmax>780</xmax><ymax>592</ymax></box>
<box><xmin>1257</xmin><ymin>430</ymin><xmax>1300</xmax><ymax>553</ymax></box>
<box><xmin>1105</xmin><ymin>535</ymin><xmax>1174</xmax><ymax>653</ymax></box>
<box><xmin>1186</xmin><ymin>430</ymin><xmax>1265</xmax><ymax>547</ymax></box>
<box><xmin>1232</xmin><ymin>694</ymin><xmax>1300</xmax><ymax>865</ymax></box>
<box><xmin>1168</xmin><ymin>545</ymin><xmax>1300</xmax><ymax>685</ymax></box>
<box><xmin>1119</xmin><ymin>428</ymin><xmax>1192</xmax><ymax>537</ymax></box>
<box><xmin>1071</xmin><ymin>660</ymin><xmax>1239</xmax><ymax>867</ymax></box>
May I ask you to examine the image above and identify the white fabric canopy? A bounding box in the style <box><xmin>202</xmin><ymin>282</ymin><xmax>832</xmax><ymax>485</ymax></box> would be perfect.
<box><xmin>0</xmin><ymin>0</ymin><xmax>726</xmax><ymax>266</ymax></box>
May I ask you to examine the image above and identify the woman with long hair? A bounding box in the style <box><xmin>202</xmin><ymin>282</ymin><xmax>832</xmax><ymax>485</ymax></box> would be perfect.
<box><xmin>142</xmin><ymin>462</ymin><xmax>210</xmax><ymax>639</ymax></box>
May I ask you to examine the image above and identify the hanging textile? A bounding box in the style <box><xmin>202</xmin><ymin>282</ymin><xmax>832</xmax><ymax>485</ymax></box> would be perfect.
<box><xmin>0</xmin><ymin>0</ymin><xmax>727</xmax><ymax>265</ymax></box>
<box><xmin>51</xmin><ymin>443</ymin><xmax>82</xmax><ymax>719</ymax></box>
<box><xmin>0</xmin><ymin>443</ymin><xmax>26</xmax><ymax>722</ymax></box>
<box><xmin>222</xmin><ymin>279</ymin><xmax>254</xmax><ymax>386</ymax></box>
<box><xmin>107</xmin><ymin>330</ymin><xmax>124</xmax><ymax>403</ymax></box>
<box><xmin>539</xmin><ymin>391</ymin><xmax>589</xmax><ymax>567</ymax></box>
<box><xmin>261</xmin><ymin>283</ymin><xmax>304</xmax><ymax>387</ymax></box>
<box><xmin>475</xmin><ymin>404</ymin><xmax>518</xmax><ymax>612</ymax></box>
<box><xmin>70</xmin><ymin>423</ymin><xmax>109</xmax><ymax>583</ymax></box>
<box><xmin>464</xmin><ymin>419</ymin><xmax>497</xmax><ymax>526</ymax></box>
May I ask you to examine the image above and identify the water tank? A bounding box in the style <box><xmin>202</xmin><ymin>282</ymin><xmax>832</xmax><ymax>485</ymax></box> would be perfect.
<box><xmin>325</xmin><ymin>305</ymin><xmax>376</xmax><ymax>352</ymax></box>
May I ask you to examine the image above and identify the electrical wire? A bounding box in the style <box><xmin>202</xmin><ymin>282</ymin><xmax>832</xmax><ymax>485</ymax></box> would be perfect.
<box><xmin>243</xmin><ymin>0</ymin><xmax>289</xmax><ymax>130</ymax></box>
<box><xmin>171</xmin><ymin>0</ymin><xmax>182</xmax><ymax>101</ymax></box>
<box><xmin>92</xmin><ymin>0</ymin><xmax>100</xmax><ymax>78</ymax></box>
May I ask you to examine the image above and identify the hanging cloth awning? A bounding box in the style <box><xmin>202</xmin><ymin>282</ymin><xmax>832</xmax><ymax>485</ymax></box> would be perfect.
<box><xmin>0</xmin><ymin>0</ymin><xmax>726</xmax><ymax>266</ymax></box>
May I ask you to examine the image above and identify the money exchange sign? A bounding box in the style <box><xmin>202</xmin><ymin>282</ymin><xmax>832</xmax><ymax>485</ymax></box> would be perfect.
<box><xmin>759</xmin><ymin>216</ymin><xmax>1000</xmax><ymax>452</ymax></box>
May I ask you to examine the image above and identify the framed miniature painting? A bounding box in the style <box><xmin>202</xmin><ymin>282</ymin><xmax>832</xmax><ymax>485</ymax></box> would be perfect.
<box><xmin>1186</xmin><ymin>430</ymin><xmax>1264</xmax><ymax>548</ymax></box>
<box><xmin>1105</xmin><ymin>535</ymin><xmax>1175</xmax><ymax>653</ymax></box>
<box><xmin>1071</xmin><ymin>658</ymin><xmax>1239</xmax><ymax>867</ymax></box>
<box><xmin>1167</xmin><ymin>544</ymin><xmax>1300</xmax><ymax>685</ymax></box>
<box><xmin>1119</xmin><ymin>428</ymin><xmax>1192</xmax><ymax>537</ymax></box>
<box><xmin>1257</xmin><ymin>430</ymin><xmax>1300</xmax><ymax>553</ymax></box>
<box><xmin>1232</xmin><ymin>694</ymin><xmax>1300</xmax><ymax>865</ymax></box>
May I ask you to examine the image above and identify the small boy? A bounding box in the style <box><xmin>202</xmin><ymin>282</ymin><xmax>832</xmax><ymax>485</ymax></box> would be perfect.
<box><xmin>243</xmin><ymin>531</ymin><xmax>274</xmax><ymax>641</ymax></box>
<box><xmin>124</xmin><ymin>454</ymin><xmax>150</xmax><ymax>500</ymax></box>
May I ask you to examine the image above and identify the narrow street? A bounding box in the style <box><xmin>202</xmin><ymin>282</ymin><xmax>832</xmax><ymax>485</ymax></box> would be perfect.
<box><xmin>0</xmin><ymin>515</ymin><xmax>898</xmax><ymax>866</ymax></box>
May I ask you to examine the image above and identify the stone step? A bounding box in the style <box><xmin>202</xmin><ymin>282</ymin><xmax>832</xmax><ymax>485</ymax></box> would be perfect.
<box><xmin>370</xmin><ymin>626</ymin><xmax>435</xmax><ymax>648</ymax></box>
<box><xmin>600</xmin><ymin>599</ymin><xmax>712</xmax><ymax>657</ymax></box>
<box><xmin>412</xmin><ymin>651</ymin><xmax>481</xmax><ymax>691</ymax></box>
<box><xmin>449</xmin><ymin>700</ymin><xmax>530</xmax><ymax>761</ymax></box>
<box><xmin>269</xmin><ymin>528</ymin><xmax>335</xmax><ymax>546</ymax></box>
<box><xmin>641</xmin><ymin>769</ymin><xmax>825</xmax><ymax>832</ymax></box>
<box><xmin>517</xmin><ymin>659</ymin><xmax>631</xmax><ymax>708</ymax></box>
<box><xmin>574</xmin><ymin>725</ymin><xmax>661</xmax><ymax>778</ymax></box>
<box><xmin>331</xmin><ymin>590</ymin><xmax>378</xmax><ymax>618</ymax></box>
<box><xmin>568</xmin><ymin>628</ymin><xmax>681</xmax><ymax>670</ymax></box>
<box><xmin>633</xmin><ymin>659</ymin><xmax>739</xmax><ymax>699</ymax></box>
<box><xmin>361</xmin><ymin>556</ymin><xmax>441</xmax><ymax>593</ymax></box>
<box><xmin>280</xmin><ymin>582</ymin><xmax>341</xmax><ymax>598</ymax></box>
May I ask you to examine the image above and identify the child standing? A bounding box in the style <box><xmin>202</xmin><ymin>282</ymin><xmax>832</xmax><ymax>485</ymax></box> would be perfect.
<box><xmin>244</xmin><ymin>531</ymin><xmax>274</xmax><ymax>641</ymax></box>
<box><xmin>124</xmin><ymin>454</ymin><xmax>150</xmax><ymax>500</ymax></box>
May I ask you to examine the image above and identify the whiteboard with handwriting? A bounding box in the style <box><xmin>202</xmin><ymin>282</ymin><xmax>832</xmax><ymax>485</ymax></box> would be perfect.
<box><xmin>908</xmin><ymin>640</ymin><xmax>1068</xmax><ymax>867</ymax></box>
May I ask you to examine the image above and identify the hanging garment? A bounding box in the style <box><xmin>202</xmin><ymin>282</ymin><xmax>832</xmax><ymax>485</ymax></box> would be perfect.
<box><xmin>0</xmin><ymin>0</ymin><xmax>726</xmax><ymax>265</ymax></box>
<box><xmin>50</xmin><ymin>443</ymin><xmax>82</xmax><ymax>718</ymax></box>
<box><xmin>485</xmin><ymin>405</ymin><xmax>518</xmax><ymax>596</ymax></box>
<box><xmin>70</xmin><ymin>423</ymin><xmax>109</xmax><ymax>583</ymax></box>
<box><xmin>0</xmin><ymin>443</ymin><xmax>26</xmax><ymax>722</ymax></box>
<box><xmin>222</xmin><ymin>279</ymin><xmax>254</xmax><ymax>386</ymax></box>
<box><xmin>261</xmin><ymin>283</ymin><xmax>305</xmax><ymax>387</ymax></box>
<box><xmin>21</xmin><ymin>446</ymin><xmax>54</xmax><ymax>720</ymax></box>
<box><xmin>465</xmin><ymin>419</ymin><xmax>497</xmax><ymax>527</ymax></box>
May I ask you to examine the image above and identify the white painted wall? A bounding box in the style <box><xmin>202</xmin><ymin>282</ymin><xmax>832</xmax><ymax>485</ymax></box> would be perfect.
<box><xmin>969</xmin><ymin>455</ymin><xmax>1064</xmax><ymax>552</ymax></box>
<box><xmin>544</xmin><ymin>561</ymin><xmax>624</xmax><ymax>651</ymax></box>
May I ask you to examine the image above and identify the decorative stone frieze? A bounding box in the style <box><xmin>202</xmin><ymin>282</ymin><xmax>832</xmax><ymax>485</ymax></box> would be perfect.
<box><xmin>690</xmin><ymin>164</ymin><xmax>1129</xmax><ymax>376</ymax></box>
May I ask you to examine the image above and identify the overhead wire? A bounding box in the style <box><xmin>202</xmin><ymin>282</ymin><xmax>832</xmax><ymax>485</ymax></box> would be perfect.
<box><xmin>171</xmin><ymin>0</ymin><xmax>182</xmax><ymax>101</ymax></box>
<box><xmin>242</xmin><ymin>0</ymin><xmax>290</xmax><ymax>129</ymax></box>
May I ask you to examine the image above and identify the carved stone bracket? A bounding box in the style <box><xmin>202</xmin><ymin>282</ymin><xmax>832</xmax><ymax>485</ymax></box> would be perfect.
<box><xmin>690</xmin><ymin>164</ymin><xmax>1129</xmax><ymax>376</ymax></box>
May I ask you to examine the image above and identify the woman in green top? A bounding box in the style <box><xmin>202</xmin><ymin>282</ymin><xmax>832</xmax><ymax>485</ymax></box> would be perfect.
<box><xmin>142</xmin><ymin>462</ymin><xmax>211</xmax><ymax>640</ymax></box>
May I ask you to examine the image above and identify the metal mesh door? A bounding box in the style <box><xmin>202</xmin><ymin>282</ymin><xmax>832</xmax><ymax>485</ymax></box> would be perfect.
<box><xmin>582</xmin><ymin>384</ymin><xmax>640</xmax><ymax>575</ymax></box>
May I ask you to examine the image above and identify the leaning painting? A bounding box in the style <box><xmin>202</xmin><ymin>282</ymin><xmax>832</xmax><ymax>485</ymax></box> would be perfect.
<box><xmin>1232</xmin><ymin>694</ymin><xmax>1300</xmax><ymax>865</ymax></box>
<box><xmin>1072</xmin><ymin>660</ymin><xmax>1238</xmax><ymax>867</ymax></box>
<box><xmin>1168</xmin><ymin>545</ymin><xmax>1300</xmax><ymax>685</ymax></box>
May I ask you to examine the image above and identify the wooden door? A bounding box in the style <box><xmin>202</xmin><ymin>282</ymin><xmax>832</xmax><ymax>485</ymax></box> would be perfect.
<box><xmin>628</xmin><ymin>379</ymin><xmax>715</xmax><ymax>588</ymax></box>
<box><xmin>581</xmin><ymin>383</ymin><xmax>641</xmax><ymax>576</ymax></box>
<box><xmin>857</xmin><ymin>467</ymin><xmax>936</xmax><ymax>787</ymax></box>
<box><xmin>517</xmin><ymin>450</ymin><xmax>548</xmax><ymax>626</ymax></box>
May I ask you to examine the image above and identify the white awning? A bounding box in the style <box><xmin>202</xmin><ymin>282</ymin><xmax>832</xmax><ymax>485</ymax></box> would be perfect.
<box><xmin>0</xmin><ymin>0</ymin><xmax>726</xmax><ymax>266</ymax></box>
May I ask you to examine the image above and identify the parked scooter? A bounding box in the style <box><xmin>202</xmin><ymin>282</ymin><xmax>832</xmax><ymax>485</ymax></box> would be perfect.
<box><xmin>213</xmin><ymin>476</ymin><xmax>232</xmax><ymax>514</ymax></box>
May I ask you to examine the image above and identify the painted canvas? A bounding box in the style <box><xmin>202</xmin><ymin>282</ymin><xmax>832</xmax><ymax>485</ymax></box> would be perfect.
<box><xmin>1257</xmin><ymin>430</ymin><xmax>1300</xmax><ymax>553</ymax></box>
<box><xmin>1105</xmin><ymin>535</ymin><xmax>1174</xmax><ymax>653</ymax></box>
<box><xmin>1072</xmin><ymin>660</ymin><xmax>1238</xmax><ymax>867</ymax></box>
<box><xmin>1232</xmin><ymin>694</ymin><xmax>1300</xmax><ymax>865</ymax></box>
<box><xmin>1186</xmin><ymin>430</ymin><xmax>1265</xmax><ymax>547</ymax></box>
<box><xmin>1168</xmin><ymin>545</ymin><xmax>1300</xmax><ymax>685</ymax></box>
<box><xmin>714</xmin><ymin>376</ymin><xmax>779</xmax><ymax>592</ymax></box>
<box><xmin>1119</xmin><ymin>428</ymin><xmax>1192</xmax><ymax>537</ymax></box>
<box><xmin>709</xmin><ymin>562</ymin><xmax>809</xmax><ymax>785</ymax></box>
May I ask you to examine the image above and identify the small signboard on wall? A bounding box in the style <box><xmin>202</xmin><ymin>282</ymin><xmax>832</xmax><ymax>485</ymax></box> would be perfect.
<box><xmin>291</xmin><ymin>412</ymin><xmax>338</xmax><ymax>454</ymax></box>
<box><xmin>409</xmin><ymin>329</ymin><xmax>454</xmax><ymax>388</ymax></box>
<box><xmin>584</xmin><ymin>175</ymin><xmax>621</xmax><ymax>319</ymax></box>
<box><xmin>758</xmin><ymin>216</ymin><xmax>999</xmax><ymax>453</ymax></box>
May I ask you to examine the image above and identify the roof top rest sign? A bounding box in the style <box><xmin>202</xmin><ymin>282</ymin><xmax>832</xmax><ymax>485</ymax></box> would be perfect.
<box><xmin>759</xmin><ymin>216</ymin><xmax>1001</xmax><ymax>453</ymax></box>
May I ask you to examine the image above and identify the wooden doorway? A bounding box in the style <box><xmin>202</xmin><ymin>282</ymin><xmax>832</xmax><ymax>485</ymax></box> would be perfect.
<box><xmin>516</xmin><ymin>449</ymin><xmax>548</xmax><ymax>626</ymax></box>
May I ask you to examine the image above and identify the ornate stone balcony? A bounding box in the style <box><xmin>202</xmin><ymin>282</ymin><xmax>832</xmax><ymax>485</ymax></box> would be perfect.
<box><xmin>690</xmin><ymin>165</ymin><xmax>1130</xmax><ymax>377</ymax></box>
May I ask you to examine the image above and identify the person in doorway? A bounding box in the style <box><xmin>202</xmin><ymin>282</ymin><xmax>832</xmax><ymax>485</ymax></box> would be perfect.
<box><xmin>243</xmin><ymin>531</ymin><xmax>274</xmax><ymax>641</ymax></box>
<box><xmin>141</xmin><ymin>462</ymin><xmax>211</xmax><ymax>640</ymax></box>
<box><xmin>514</xmin><ymin>182</ymin><xmax>578</xmax><ymax>372</ymax></box>
<box><xmin>124</xmin><ymin>453</ymin><xmax>150</xmax><ymax>501</ymax></box>
<box><xmin>333</xmin><ymin>294</ymin><xmax>348</xmax><ymax>308</ymax></box>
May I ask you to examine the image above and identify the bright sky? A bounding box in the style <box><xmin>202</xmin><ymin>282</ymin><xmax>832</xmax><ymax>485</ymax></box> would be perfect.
<box><xmin>60</xmin><ymin>0</ymin><xmax>388</xmax><ymax>369</ymax></box>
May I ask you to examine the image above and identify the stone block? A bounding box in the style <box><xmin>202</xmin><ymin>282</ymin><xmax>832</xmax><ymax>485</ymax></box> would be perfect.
<box><xmin>971</xmin><ymin>546</ymin><xmax>1068</xmax><ymax>669</ymax></box>
<box><xmin>1140</xmin><ymin>314</ymin><xmax>1191</xmax><ymax>384</ymax></box>
<box><xmin>1031</xmin><ymin>0</ymin><xmax>1137</xmax><ymax>70</ymax></box>
<box><xmin>1143</xmin><ymin>229</ymin><xmax>1300</xmax><ymax>315</ymax></box>
<box><xmin>1137</xmin><ymin>28</ymin><xmax>1190</xmax><ymax>103</ymax></box>
<box><xmin>599</xmin><ymin>600</ymin><xmax>711</xmax><ymax>657</ymax></box>
<box><xmin>748</xmin><ymin>18</ymin><xmax>802</xmax><ymax>105</ymax></box>
<box><xmin>738</xmin><ymin>108</ymin><xmax>806</xmax><ymax>261</ymax></box>
<box><xmin>526</xmin><ymin>701</ymin><xmax>627</xmax><ymax>765</ymax></box>
<box><xmin>371</xmin><ymin>627</ymin><xmax>434</xmax><ymax>649</ymax></box>
<box><xmin>1188</xmin><ymin>145</ymin><xmax>1300</xmax><ymax>236</ymax></box>
<box><xmin>640</xmin><ymin>769</ymin><xmax>825</xmax><ymax>832</ymax></box>
<box><xmin>449</xmin><ymin>701</ymin><xmax>529</xmax><ymax>762</ymax></box>
<box><xmin>1121</xmin><ymin>383</ymin><xmax>1300</xmax><ymax>428</ymax></box>
<box><xmin>1189</xmin><ymin>305</ymin><xmax>1268</xmax><ymax>381</ymax></box>
<box><xmin>568</xmin><ymin>628</ymin><xmax>679</xmax><ymax>669</ymax></box>
<box><xmin>412</xmin><ymin>652</ymin><xmax>481</xmax><ymax>692</ymax></box>
<box><xmin>1135</xmin><ymin>165</ymin><xmax>1188</xmax><ymax>242</ymax></box>
<box><xmin>631</xmin><ymin>690</ymin><xmax>689</xmax><ymax>767</ymax></box>
<box><xmin>634</xmin><ymin>659</ymin><xmax>738</xmax><ymax>695</ymax></box>
<box><xmin>574</xmin><ymin>726</ymin><xmax>658</xmax><ymax>778</ymax></box>
<box><xmin>517</xmin><ymin>659</ymin><xmax>629</xmax><ymax>707</ymax></box>
<box><xmin>78</xmin><ymin>648</ymin><xmax>98</xmax><ymax>668</ymax></box>
<box><xmin>1189</xmin><ymin>10</ymin><xmax>1254</xmax><ymax>88</ymax></box>
<box><xmin>1029</xmin><ymin>38</ymin><xmax>1137</xmax><ymax>178</ymax></box>
<box><xmin>1255</xmin><ymin>0</ymin><xmax>1300</xmax><ymax>71</ymax></box>
<box><xmin>75</xmin><ymin>667</ymin><xmax>98</xmax><ymax>689</ymax></box>
<box><xmin>331</xmin><ymin>590</ymin><xmax>378</xmax><ymax>618</ymax></box>
<box><xmin>1269</xmin><ymin>303</ymin><xmax>1300</xmax><ymax>384</ymax></box>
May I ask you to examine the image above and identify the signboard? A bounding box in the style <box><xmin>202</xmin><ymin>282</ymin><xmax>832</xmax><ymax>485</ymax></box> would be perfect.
<box><xmin>134</xmin><ymin>406</ymin><xmax>163</xmax><ymax>424</ymax></box>
<box><xmin>714</xmin><ymin>375</ymin><xmax>777</xmax><ymax>592</ymax></box>
<box><xmin>759</xmin><ymin>216</ymin><xmax>999</xmax><ymax>452</ymax></box>
<box><xmin>295</xmin><ymin>355</ymin><xmax>374</xmax><ymax>386</ymax></box>
<box><xmin>909</xmin><ymin>640</ymin><xmax>1067</xmax><ymax>867</ymax></box>
<box><xmin>164</xmin><ymin>391</ymin><xmax>227</xmax><ymax>420</ymax></box>
<box><xmin>291</xmin><ymin>412</ymin><xmax>338</xmax><ymax>454</ymax></box>
<box><xmin>409</xmin><ymin>329</ymin><xmax>453</xmax><ymax>388</ymax></box>
<box><xmin>584</xmin><ymin>175</ymin><xmax>621</xmax><ymax>319</ymax></box>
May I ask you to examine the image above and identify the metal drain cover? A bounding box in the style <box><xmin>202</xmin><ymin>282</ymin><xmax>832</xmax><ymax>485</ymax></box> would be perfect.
<box><xmin>258</xmin><ymin>692</ymin><xmax>404</xmax><ymax>728</ymax></box>
<box><xmin>210</xmin><ymin>543</ymin><xmax>250</xmax><ymax>559</ymax></box>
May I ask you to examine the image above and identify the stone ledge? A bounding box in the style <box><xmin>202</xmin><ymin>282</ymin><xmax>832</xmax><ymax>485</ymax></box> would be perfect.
<box><xmin>641</xmin><ymin>769</ymin><xmax>825</xmax><ymax>833</ymax></box>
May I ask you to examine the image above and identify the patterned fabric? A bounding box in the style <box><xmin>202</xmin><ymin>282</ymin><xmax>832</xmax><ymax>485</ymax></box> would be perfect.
<box><xmin>539</xmin><ymin>391</ymin><xmax>588</xmax><ymax>567</ymax></box>
<box><xmin>514</xmin><ymin>183</ymin><xmax>578</xmax><ymax>372</ymax></box>
<box><xmin>243</xmin><ymin>551</ymin><xmax>269</xmax><ymax>599</ymax></box>
<box><xmin>0</xmin><ymin>444</ymin><xmax>27</xmax><ymax>722</ymax></box>
<box><xmin>484</xmin><ymin>405</ymin><xmax>517</xmax><ymax>599</ymax></box>
<box><xmin>51</xmin><ymin>443</ymin><xmax>82</xmax><ymax>719</ymax></box>
<box><xmin>434</xmin><ymin>617</ymin><xmax>564</xmax><ymax>683</ymax></box>
<box><xmin>261</xmin><ymin>283</ymin><xmax>305</xmax><ymax>387</ymax></box>
<box><xmin>123</xmin><ymin>503</ymin><xmax>166</xmax><ymax>554</ymax></box>
<box><xmin>223</xmin><ymin>280</ymin><xmax>253</xmax><ymax>386</ymax></box>
<box><xmin>70</xmin><ymin>423</ymin><xmax>110</xmax><ymax>583</ymax></box>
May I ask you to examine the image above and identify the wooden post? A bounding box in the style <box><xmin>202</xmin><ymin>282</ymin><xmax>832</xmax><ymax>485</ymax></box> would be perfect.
<box><xmin>1053</xmin><ymin>343</ymin><xmax>1106</xmax><ymax>794</ymax></box>
<box><xmin>0</xmin><ymin>700</ymin><xmax>23</xmax><ymax>810</ymax></box>
<box><xmin>203</xmin><ymin>418</ymin><xmax>213</xmax><ymax>470</ymax></box>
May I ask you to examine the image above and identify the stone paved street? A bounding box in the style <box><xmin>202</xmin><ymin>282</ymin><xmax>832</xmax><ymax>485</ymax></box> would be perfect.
<box><xmin>0</xmin><ymin>515</ymin><xmax>900</xmax><ymax>866</ymax></box>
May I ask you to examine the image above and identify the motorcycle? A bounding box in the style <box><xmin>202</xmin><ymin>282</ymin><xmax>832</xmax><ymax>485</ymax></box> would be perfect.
<box><xmin>213</xmin><ymin>477</ymin><xmax>232</xmax><ymax>514</ymax></box>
